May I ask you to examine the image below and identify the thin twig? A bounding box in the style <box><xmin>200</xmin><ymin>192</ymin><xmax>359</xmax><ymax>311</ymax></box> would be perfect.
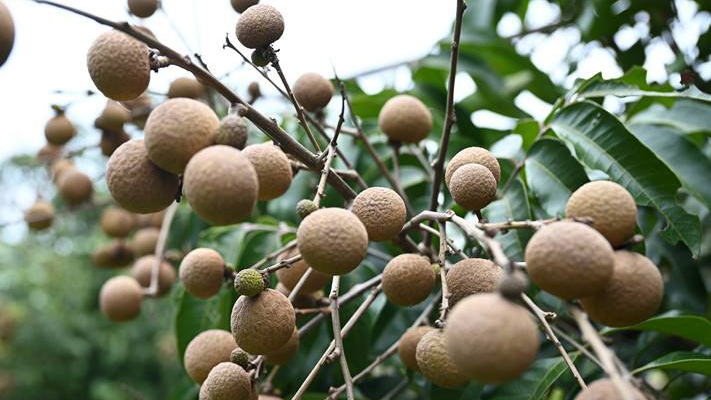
<box><xmin>145</xmin><ymin>202</ymin><xmax>178</xmax><ymax>297</ymax></box>
<box><xmin>417</xmin><ymin>223</ymin><xmax>467</xmax><ymax>259</ymax></box>
<box><xmin>435</xmin><ymin>221</ymin><xmax>450</xmax><ymax>327</ymax></box>
<box><xmin>287</xmin><ymin>267</ymin><xmax>313</xmax><ymax>303</ymax></box>
<box><xmin>248</xmin><ymin>239</ymin><xmax>297</xmax><ymax>270</ymax></box>
<box><xmin>553</xmin><ymin>326</ymin><xmax>604</xmax><ymax>370</ymax></box>
<box><xmin>390</xmin><ymin>141</ymin><xmax>401</xmax><ymax>181</ymax></box>
<box><xmin>261</xmin><ymin>255</ymin><xmax>302</xmax><ymax>275</ymax></box>
<box><xmin>407</xmin><ymin>144</ymin><xmax>435</xmax><ymax>177</ymax></box>
<box><xmin>329</xmin><ymin>276</ymin><xmax>355</xmax><ymax>400</ymax></box>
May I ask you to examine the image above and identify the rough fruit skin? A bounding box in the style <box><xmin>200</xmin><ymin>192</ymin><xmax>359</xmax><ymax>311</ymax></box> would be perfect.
<box><xmin>351</xmin><ymin>187</ymin><xmax>407</xmax><ymax>242</ymax></box>
<box><xmin>296</xmin><ymin>208</ymin><xmax>369</xmax><ymax>275</ymax></box>
<box><xmin>242</xmin><ymin>143</ymin><xmax>293</xmax><ymax>201</ymax></box>
<box><xmin>144</xmin><ymin>98</ymin><xmax>219</xmax><ymax>174</ymax></box>
<box><xmin>99</xmin><ymin>276</ymin><xmax>143</xmax><ymax>322</ymax></box>
<box><xmin>93</xmin><ymin>240</ymin><xmax>135</xmax><ymax>268</ymax></box>
<box><xmin>383</xmin><ymin>254</ymin><xmax>436</xmax><ymax>306</ymax></box>
<box><xmin>184</xmin><ymin>330</ymin><xmax>237</xmax><ymax>384</ymax></box>
<box><xmin>167</xmin><ymin>77</ymin><xmax>205</xmax><ymax>99</ymax></box>
<box><xmin>179</xmin><ymin>248</ymin><xmax>225</xmax><ymax>299</ymax></box>
<box><xmin>230</xmin><ymin>347</ymin><xmax>250</xmax><ymax>369</ymax></box>
<box><xmin>448</xmin><ymin>163</ymin><xmax>498</xmax><ymax>211</ymax></box>
<box><xmin>566</xmin><ymin>181</ymin><xmax>638</xmax><ymax>247</ymax></box>
<box><xmin>58</xmin><ymin>170</ymin><xmax>93</xmax><ymax>205</ymax></box>
<box><xmin>128</xmin><ymin>0</ymin><xmax>158</xmax><ymax>18</ymax></box>
<box><xmin>106</xmin><ymin>140</ymin><xmax>179</xmax><ymax>213</ymax></box>
<box><xmin>292</xmin><ymin>72</ymin><xmax>334</xmax><ymax>112</ymax></box>
<box><xmin>264</xmin><ymin>327</ymin><xmax>299</xmax><ymax>365</ymax></box>
<box><xmin>100</xmin><ymin>206</ymin><xmax>137</xmax><ymax>238</ymax></box>
<box><xmin>234</xmin><ymin>269</ymin><xmax>265</xmax><ymax>297</ymax></box>
<box><xmin>378</xmin><ymin>95</ymin><xmax>432</xmax><ymax>143</ymax></box>
<box><xmin>96</xmin><ymin>100</ymin><xmax>131</xmax><ymax>132</ymax></box>
<box><xmin>446</xmin><ymin>258</ymin><xmax>503</xmax><ymax>306</ymax></box>
<box><xmin>133</xmin><ymin>227</ymin><xmax>159</xmax><ymax>256</ymax></box>
<box><xmin>0</xmin><ymin>0</ymin><xmax>13</xmax><ymax>66</ymax></box>
<box><xmin>214</xmin><ymin>114</ymin><xmax>248</xmax><ymax>150</ymax></box>
<box><xmin>231</xmin><ymin>289</ymin><xmax>295</xmax><ymax>355</ymax></box>
<box><xmin>415</xmin><ymin>330</ymin><xmax>469</xmax><ymax>388</ymax></box>
<box><xmin>276</xmin><ymin>247</ymin><xmax>330</xmax><ymax>294</ymax></box>
<box><xmin>573</xmin><ymin>378</ymin><xmax>646</xmax><ymax>400</ymax></box>
<box><xmin>87</xmin><ymin>30</ymin><xmax>150</xmax><ymax>101</ymax></box>
<box><xmin>199</xmin><ymin>362</ymin><xmax>251</xmax><ymax>400</ymax></box>
<box><xmin>231</xmin><ymin>0</ymin><xmax>259</xmax><ymax>13</ymax></box>
<box><xmin>184</xmin><ymin>145</ymin><xmax>259</xmax><ymax>225</ymax></box>
<box><xmin>25</xmin><ymin>200</ymin><xmax>54</xmax><ymax>231</ymax></box>
<box><xmin>296</xmin><ymin>199</ymin><xmax>317</xmax><ymax>219</ymax></box>
<box><xmin>525</xmin><ymin>221</ymin><xmax>614</xmax><ymax>300</ymax></box>
<box><xmin>45</xmin><ymin>114</ymin><xmax>76</xmax><ymax>145</ymax></box>
<box><xmin>131</xmin><ymin>255</ymin><xmax>176</xmax><ymax>296</ymax></box>
<box><xmin>236</xmin><ymin>4</ymin><xmax>284</xmax><ymax>49</ymax></box>
<box><xmin>251</xmin><ymin>49</ymin><xmax>270</xmax><ymax>67</ymax></box>
<box><xmin>444</xmin><ymin>293</ymin><xmax>540</xmax><ymax>383</ymax></box>
<box><xmin>445</xmin><ymin>147</ymin><xmax>501</xmax><ymax>186</ymax></box>
<box><xmin>398</xmin><ymin>326</ymin><xmax>435</xmax><ymax>372</ymax></box>
<box><xmin>100</xmin><ymin>129</ymin><xmax>131</xmax><ymax>157</ymax></box>
<box><xmin>581</xmin><ymin>251</ymin><xmax>663</xmax><ymax>327</ymax></box>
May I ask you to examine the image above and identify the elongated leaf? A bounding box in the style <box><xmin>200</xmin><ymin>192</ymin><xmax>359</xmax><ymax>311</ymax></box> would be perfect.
<box><xmin>525</xmin><ymin>138</ymin><xmax>589</xmax><ymax>217</ymax></box>
<box><xmin>608</xmin><ymin>311</ymin><xmax>711</xmax><ymax>348</ymax></box>
<box><xmin>629</xmin><ymin>101</ymin><xmax>711</xmax><ymax>134</ymax></box>
<box><xmin>484</xmin><ymin>355</ymin><xmax>577</xmax><ymax>400</ymax></box>
<box><xmin>550</xmin><ymin>101</ymin><xmax>701</xmax><ymax>256</ymax></box>
<box><xmin>174</xmin><ymin>283</ymin><xmax>234</xmax><ymax>360</ymax></box>
<box><xmin>576</xmin><ymin>74</ymin><xmax>711</xmax><ymax>103</ymax></box>
<box><xmin>632</xmin><ymin>352</ymin><xmax>711</xmax><ymax>376</ymax></box>
<box><xmin>483</xmin><ymin>179</ymin><xmax>532</xmax><ymax>261</ymax></box>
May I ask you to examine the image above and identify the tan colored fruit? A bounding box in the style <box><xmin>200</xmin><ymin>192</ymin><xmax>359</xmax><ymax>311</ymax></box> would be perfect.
<box><xmin>87</xmin><ymin>30</ymin><xmax>150</xmax><ymax>101</ymax></box>
<box><xmin>144</xmin><ymin>98</ymin><xmax>218</xmax><ymax>174</ymax></box>
<box><xmin>45</xmin><ymin>114</ymin><xmax>76</xmax><ymax>145</ymax></box>
<box><xmin>231</xmin><ymin>289</ymin><xmax>295</xmax><ymax>354</ymax></box>
<box><xmin>101</xmin><ymin>206</ymin><xmax>137</xmax><ymax>238</ymax></box>
<box><xmin>276</xmin><ymin>247</ymin><xmax>330</xmax><ymax>293</ymax></box>
<box><xmin>581</xmin><ymin>251</ymin><xmax>663</xmax><ymax>327</ymax></box>
<box><xmin>573</xmin><ymin>378</ymin><xmax>646</xmax><ymax>400</ymax></box>
<box><xmin>230</xmin><ymin>347</ymin><xmax>250</xmax><ymax>369</ymax></box>
<box><xmin>445</xmin><ymin>147</ymin><xmax>501</xmax><ymax>186</ymax></box>
<box><xmin>258</xmin><ymin>396</ymin><xmax>282</xmax><ymax>400</ymax></box>
<box><xmin>398</xmin><ymin>326</ymin><xmax>435</xmax><ymax>372</ymax></box>
<box><xmin>128</xmin><ymin>0</ymin><xmax>158</xmax><ymax>18</ymax></box>
<box><xmin>296</xmin><ymin>208</ymin><xmax>368</xmax><ymax>275</ymax></box>
<box><xmin>132</xmin><ymin>227</ymin><xmax>159</xmax><ymax>256</ymax></box>
<box><xmin>378</xmin><ymin>95</ymin><xmax>432</xmax><ymax>143</ymax></box>
<box><xmin>448</xmin><ymin>163</ymin><xmax>497</xmax><ymax>211</ymax></box>
<box><xmin>235</xmin><ymin>4</ymin><xmax>284</xmax><ymax>49</ymax></box>
<box><xmin>248</xmin><ymin>81</ymin><xmax>261</xmax><ymax>100</ymax></box>
<box><xmin>199</xmin><ymin>362</ymin><xmax>251</xmax><ymax>400</ymax></box>
<box><xmin>275</xmin><ymin>283</ymin><xmax>324</xmax><ymax>309</ymax></box>
<box><xmin>415</xmin><ymin>330</ymin><xmax>468</xmax><ymax>388</ymax></box>
<box><xmin>264</xmin><ymin>327</ymin><xmax>299</xmax><ymax>365</ymax></box>
<box><xmin>446</xmin><ymin>258</ymin><xmax>503</xmax><ymax>306</ymax></box>
<box><xmin>179</xmin><ymin>248</ymin><xmax>226</xmax><ymax>299</ymax></box>
<box><xmin>106</xmin><ymin>140</ymin><xmax>179</xmax><ymax>214</ymax></box>
<box><xmin>184</xmin><ymin>145</ymin><xmax>259</xmax><ymax>225</ymax></box>
<box><xmin>49</xmin><ymin>158</ymin><xmax>74</xmax><ymax>183</ymax></box>
<box><xmin>93</xmin><ymin>240</ymin><xmax>135</xmax><ymax>268</ymax></box>
<box><xmin>100</xmin><ymin>129</ymin><xmax>131</xmax><ymax>157</ymax></box>
<box><xmin>382</xmin><ymin>254</ymin><xmax>436</xmax><ymax>306</ymax></box>
<box><xmin>566</xmin><ymin>181</ymin><xmax>638</xmax><ymax>247</ymax></box>
<box><xmin>242</xmin><ymin>143</ymin><xmax>292</xmax><ymax>200</ymax></box>
<box><xmin>231</xmin><ymin>0</ymin><xmax>259</xmax><ymax>13</ymax></box>
<box><xmin>99</xmin><ymin>276</ymin><xmax>143</xmax><ymax>322</ymax></box>
<box><xmin>137</xmin><ymin>210</ymin><xmax>164</xmax><ymax>228</ymax></box>
<box><xmin>58</xmin><ymin>170</ymin><xmax>93</xmax><ymax>205</ymax></box>
<box><xmin>167</xmin><ymin>77</ymin><xmax>205</xmax><ymax>99</ymax></box>
<box><xmin>214</xmin><ymin>114</ymin><xmax>248</xmax><ymax>150</ymax></box>
<box><xmin>131</xmin><ymin>255</ymin><xmax>176</xmax><ymax>296</ymax></box>
<box><xmin>444</xmin><ymin>293</ymin><xmax>539</xmax><ymax>383</ymax></box>
<box><xmin>184</xmin><ymin>329</ymin><xmax>237</xmax><ymax>384</ymax></box>
<box><xmin>525</xmin><ymin>221</ymin><xmax>614</xmax><ymax>299</ymax></box>
<box><xmin>121</xmin><ymin>91</ymin><xmax>153</xmax><ymax>124</ymax></box>
<box><xmin>350</xmin><ymin>187</ymin><xmax>406</xmax><ymax>242</ymax></box>
<box><xmin>0</xmin><ymin>0</ymin><xmax>13</xmax><ymax>67</ymax></box>
<box><xmin>36</xmin><ymin>144</ymin><xmax>63</xmax><ymax>164</ymax></box>
<box><xmin>95</xmin><ymin>100</ymin><xmax>131</xmax><ymax>132</ymax></box>
<box><xmin>292</xmin><ymin>73</ymin><xmax>333</xmax><ymax>112</ymax></box>
<box><xmin>25</xmin><ymin>200</ymin><xmax>54</xmax><ymax>231</ymax></box>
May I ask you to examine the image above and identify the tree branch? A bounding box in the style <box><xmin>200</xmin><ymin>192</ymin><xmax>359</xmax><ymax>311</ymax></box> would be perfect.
<box><xmin>435</xmin><ymin>221</ymin><xmax>451</xmax><ymax>327</ymax></box>
<box><xmin>144</xmin><ymin>202</ymin><xmax>178</xmax><ymax>297</ymax></box>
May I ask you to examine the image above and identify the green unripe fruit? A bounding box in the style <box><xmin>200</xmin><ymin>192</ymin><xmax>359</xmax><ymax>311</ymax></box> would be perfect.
<box><xmin>296</xmin><ymin>199</ymin><xmax>318</xmax><ymax>220</ymax></box>
<box><xmin>234</xmin><ymin>269</ymin><xmax>265</xmax><ymax>297</ymax></box>
<box><xmin>230</xmin><ymin>347</ymin><xmax>251</xmax><ymax>369</ymax></box>
<box><xmin>251</xmin><ymin>48</ymin><xmax>269</xmax><ymax>67</ymax></box>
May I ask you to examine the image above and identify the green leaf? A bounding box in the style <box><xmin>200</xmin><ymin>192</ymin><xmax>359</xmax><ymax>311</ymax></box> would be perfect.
<box><xmin>483</xmin><ymin>179</ymin><xmax>532</xmax><ymax>261</ymax></box>
<box><xmin>608</xmin><ymin>311</ymin><xmax>711</xmax><ymax>348</ymax></box>
<box><xmin>575</xmin><ymin>72</ymin><xmax>711</xmax><ymax>103</ymax></box>
<box><xmin>514</xmin><ymin>119</ymin><xmax>540</xmax><ymax>152</ymax></box>
<box><xmin>484</xmin><ymin>355</ymin><xmax>578</xmax><ymax>400</ymax></box>
<box><xmin>632</xmin><ymin>352</ymin><xmax>711</xmax><ymax>376</ymax></box>
<box><xmin>628</xmin><ymin>100</ymin><xmax>711</xmax><ymax>134</ymax></box>
<box><xmin>549</xmin><ymin>101</ymin><xmax>702</xmax><ymax>256</ymax></box>
<box><xmin>524</xmin><ymin>138</ymin><xmax>589</xmax><ymax>217</ymax></box>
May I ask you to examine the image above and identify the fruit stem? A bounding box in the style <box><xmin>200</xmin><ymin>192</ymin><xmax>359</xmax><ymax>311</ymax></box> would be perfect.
<box><xmin>435</xmin><ymin>221</ymin><xmax>451</xmax><ymax>327</ymax></box>
<box><xmin>327</xmin><ymin>276</ymin><xmax>355</xmax><ymax>400</ymax></box>
<box><xmin>144</xmin><ymin>202</ymin><xmax>178</xmax><ymax>297</ymax></box>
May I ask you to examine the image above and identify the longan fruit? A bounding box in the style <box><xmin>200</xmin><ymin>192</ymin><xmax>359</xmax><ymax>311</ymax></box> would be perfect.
<box><xmin>95</xmin><ymin>100</ymin><xmax>131</xmax><ymax>132</ymax></box>
<box><xmin>446</xmin><ymin>258</ymin><xmax>503</xmax><ymax>306</ymax></box>
<box><xmin>87</xmin><ymin>30</ymin><xmax>150</xmax><ymax>101</ymax></box>
<box><xmin>100</xmin><ymin>129</ymin><xmax>131</xmax><ymax>157</ymax></box>
<box><xmin>167</xmin><ymin>77</ymin><xmax>205</xmax><ymax>99</ymax></box>
<box><xmin>45</xmin><ymin>113</ymin><xmax>76</xmax><ymax>146</ymax></box>
<box><xmin>0</xmin><ymin>1</ymin><xmax>14</xmax><ymax>67</ymax></box>
<box><xmin>179</xmin><ymin>248</ymin><xmax>226</xmax><ymax>299</ymax></box>
<box><xmin>264</xmin><ymin>327</ymin><xmax>299</xmax><ymax>365</ymax></box>
<box><xmin>184</xmin><ymin>329</ymin><xmax>237</xmax><ymax>384</ymax></box>
<box><xmin>58</xmin><ymin>169</ymin><xmax>93</xmax><ymax>205</ymax></box>
<box><xmin>235</xmin><ymin>4</ymin><xmax>284</xmax><ymax>49</ymax></box>
<box><xmin>93</xmin><ymin>240</ymin><xmax>135</xmax><ymax>268</ymax></box>
<box><xmin>350</xmin><ymin>187</ymin><xmax>406</xmax><ymax>242</ymax></box>
<box><xmin>448</xmin><ymin>163</ymin><xmax>497</xmax><ymax>211</ymax></box>
<box><xmin>276</xmin><ymin>247</ymin><xmax>330</xmax><ymax>294</ymax></box>
<box><xmin>248</xmin><ymin>81</ymin><xmax>261</xmax><ymax>100</ymax></box>
<box><xmin>36</xmin><ymin>144</ymin><xmax>63</xmax><ymax>164</ymax></box>
<box><xmin>132</xmin><ymin>227</ymin><xmax>160</xmax><ymax>256</ymax></box>
<box><xmin>292</xmin><ymin>72</ymin><xmax>334</xmax><ymax>112</ymax></box>
<box><xmin>199</xmin><ymin>362</ymin><xmax>252</xmax><ymax>400</ymax></box>
<box><xmin>100</xmin><ymin>206</ymin><xmax>137</xmax><ymax>238</ymax></box>
<box><xmin>99</xmin><ymin>276</ymin><xmax>143</xmax><ymax>322</ymax></box>
<box><xmin>398</xmin><ymin>326</ymin><xmax>435</xmax><ymax>372</ymax></box>
<box><xmin>24</xmin><ymin>200</ymin><xmax>54</xmax><ymax>231</ymax></box>
<box><xmin>574</xmin><ymin>378</ymin><xmax>646</xmax><ymax>400</ymax></box>
<box><xmin>382</xmin><ymin>254</ymin><xmax>436</xmax><ymax>306</ymax></box>
<box><xmin>415</xmin><ymin>330</ymin><xmax>469</xmax><ymax>388</ymax></box>
<box><xmin>230</xmin><ymin>288</ymin><xmax>296</xmax><ymax>355</ymax></box>
<box><xmin>131</xmin><ymin>255</ymin><xmax>176</xmax><ymax>296</ymax></box>
<box><xmin>231</xmin><ymin>0</ymin><xmax>259</xmax><ymax>13</ymax></box>
<box><xmin>242</xmin><ymin>143</ymin><xmax>293</xmax><ymax>201</ymax></box>
<box><xmin>214</xmin><ymin>114</ymin><xmax>248</xmax><ymax>150</ymax></box>
<box><xmin>378</xmin><ymin>94</ymin><xmax>432</xmax><ymax>143</ymax></box>
<box><xmin>128</xmin><ymin>0</ymin><xmax>158</xmax><ymax>18</ymax></box>
<box><xmin>445</xmin><ymin>146</ymin><xmax>501</xmax><ymax>186</ymax></box>
<box><xmin>275</xmin><ymin>283</ymin><xmax>324</xmax><ymax>309</ymax></box>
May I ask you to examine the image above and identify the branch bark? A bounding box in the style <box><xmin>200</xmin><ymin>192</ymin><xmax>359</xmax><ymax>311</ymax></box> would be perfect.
<box><xmin>145</xmin><ymin>202</ymin><xmax>178</xmax><ymax>297</ymax></box>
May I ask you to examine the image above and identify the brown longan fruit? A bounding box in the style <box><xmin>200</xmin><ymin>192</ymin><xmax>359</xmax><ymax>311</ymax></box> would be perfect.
<box><xmin>184</xmin><ymin>329</ymin><xmax>237</xmax><ymax>384</ymax></box>
<box><xmin>292</xmin><ymin>73</ymin><xmax>334</xmax><ymax>112</ymax></box>
<box><xmin>199</xmin><ymin>362</ymin><xmax>252</xmax><ymax>400</ymax></box>
<box><xmin>214</xmin><ymin>114</ymin><xmax>248</xmax><ymax>150</ymax></box>
<box><xmin>581</xmin><ymin>251</ymin><xmax>663</xmax><ymax>327</ymax></box>
<box><xmin>382</xmin><ymin>254</ymin><xmax>436</xmax><ymax>306</ymax></box>
<box><xmin>131</xmin><ymin>255</ymin><xmax>176</xmax><ymax>296</ymax></box>
<box><xmin>128</xmin><ymin>0</ymin><xmax>158</xmax><ymax>18</ymax></box>
<box><xmin>242</xmin><ymin>143</ymin><xmax>292</xmax><ymax>201</ymax></box>
<box><xmin>448</xmin><ymin>163</ymin><xmax>498</xmax><ymax>211</ymax></box>
<box><xmin>58</xmin><ymin>169</ymin><xmax>93</xmax><ymax>205</ymax></box>
<box><xmin>106</xmin><ymin>140</ymin><xmax>179</xmax><ymax>214</ymax></box>
<box><xmin>566</xmin><ymin>181</ymin><xmax>638</xmax><ymax>247</ymax></box>
<box><xmin>378</xmin><ymin>95</ymin><xmax>432</xmax><ymax>143</ymax></box>
<box><xmin>137</xmin><ymin>210</ymin><xmax>164</xmax><ymax>228</ymax></box>
<box><xmin>179</xmin><ymin>248</ymin><xmax>226</xmax><ymax>299</ymax></box>
<box><xmin>574</xmin><ymin>378</ymin><xmax>646</xmax><ymax>400</ymax></box>
<box><xmin>25</xmin><ymin>200</ymin><xmax>54</xmax><ymax>231</ymax></box>
<box><xmin>167</xmin><ymin>77</ymin><xmax>205</xmax><ymax>99</ymax></box>
<box><xmin>296</xmin><ymin>208</ymin><xmax>369</xmax><ymax>275</ymax></box>
<box><xmin>100</xmin><ymin>129</ymin><xmax>131</xmax><ymax>157</ymax></box>
<box><xmin>87</xmin><ymin>30</ymin><xmax>150</xmax><ymax>101</ymax></box>
<box><xmin>0</xmin><ymin>1</ymin><xmax>14</xmax><ymax>67</ymax></box>
<box><xmin>95</xmin><ymin>100</ymin><xmax>131</xmax><ymax>133</ymax></box>
<box><xmin>235</xmin><ymin>4</ymin><xmax>284</xmax><ymax>49</ymax></box>
<box><xmin>525</xmin><ymin>221</ymin><xmax>614</xmax><ymax>300</ymax></box>
<box><xmin>445</xmin><ymin>146</ymin><xmax>501</xmax><ymax>186</ymax></box>
<box><xmin>444</xmin><ymin>293</ymin><xmax>539</xmax><ymax>383</ymax></box>
<box><xmin>36</xmin><ymin>144</ymin><xmax>63</xmax><ymax>164</ymax></box>
<box><xmin>264</xmin><ymin>327</ymin><xmax>299</xmax><ymax>365</ymax></box>
<box><xmin>144</xmin><ymin>98</ymin><xmax>219</xmax><ymax>174</ymax></box>
<box><xmin>275</xmin><ymin>283</ymin><xmax>324</xmax><ymax>309</ymax></box>
<box><xmin>132</xmin><ymin>227</ymin><xmax>159</xmax><ymax>256</ymax></box>
<box><xmin>93</xmin><ymin>240</ymin><xmax>135</xmax><ymax>268</ymax></box>
<box><xmin>99</xmin><ymin>276</ymin><xmax>143</xmax><ymax>322</ymax></box>
<box><xmin>45</xmin><ymin>113</ymin><xmax>76</xmax><ymax>146</ymax></box>
<box><xmin>248</xmin><ymin>81</ymin><xmax>261</xmax><ymax>100</ymax></box>
<box><xmin>183</xmin><ymin>145</ymin><xmax>259</xmax><ymax>225</ymax></box>
<box><xmin>276</xmin><ymin>247</ymin><xmax>330</xmax><ymax>294</ymax></box>
<box><xmin>398</xmin><ymin>326</ymin><xmax>435</xmax><ymax>372</ymax></box>
<box><xmin>446</xmin><ymin>258</ymin><xmax>502</xmax><ymax>306</ymax></box>
<box><xmin>231</xmin><ymin>0</ymin><xmax>259</xmax><ymax>13</ymax></box>
<box><xmin>350</xmin><ymin>187</ymin><xmax>407</xmax><ymax>242</ymax></box>
<box><xmin>230</xmin><ymin>288</ymin><xmax>295</xmax><ymax>355</ymax></box>
<box><xmin>49</xmin><ymin>159</ymin><xmax>74</xmax><ymax>183</ymax></box>
<box><xmin>100</xmin><ymin>206</ymin><xmax>137</xmax><ymax>238</ymax></box>
<box><xmin>416</xmin><ymin>330</ymin><xmax>469</xmax><ymax>388</ymax></box>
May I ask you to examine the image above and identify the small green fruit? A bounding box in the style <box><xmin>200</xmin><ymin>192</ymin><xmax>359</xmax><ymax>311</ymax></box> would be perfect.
<box><xmin>234</xmin><ymin>269</ymin><xmax>265</xmax><ymax>297</ymax></box>
<box><xmin>230</xmin><ymin>347</ymin><xmax>251</xmax><ymax>369</ymax></box>
<box><xmin>296</xmin><ymin>199</ymin><xmax>317</xmax><ymax>220</ymax></box>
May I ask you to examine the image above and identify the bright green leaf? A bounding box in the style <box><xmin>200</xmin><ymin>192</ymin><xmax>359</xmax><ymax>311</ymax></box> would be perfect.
<box><xmin>483</xmin><ymin>179</ymin><xmax>532</xmax><ymax>261</ymax></box>
<box><xmin>632</xmin><ymin>351</ymin><xmax>711</xmax><ymax>376</ymax></box>
<box><xmin>484</xmin><ymin>355</ymin><xmax>578</xmax><ymax>400</ymax></box>
<box><xmin>607</xmin><ymin>311</ymin><xmax>711</xmax><ymax>348</ymax></box>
